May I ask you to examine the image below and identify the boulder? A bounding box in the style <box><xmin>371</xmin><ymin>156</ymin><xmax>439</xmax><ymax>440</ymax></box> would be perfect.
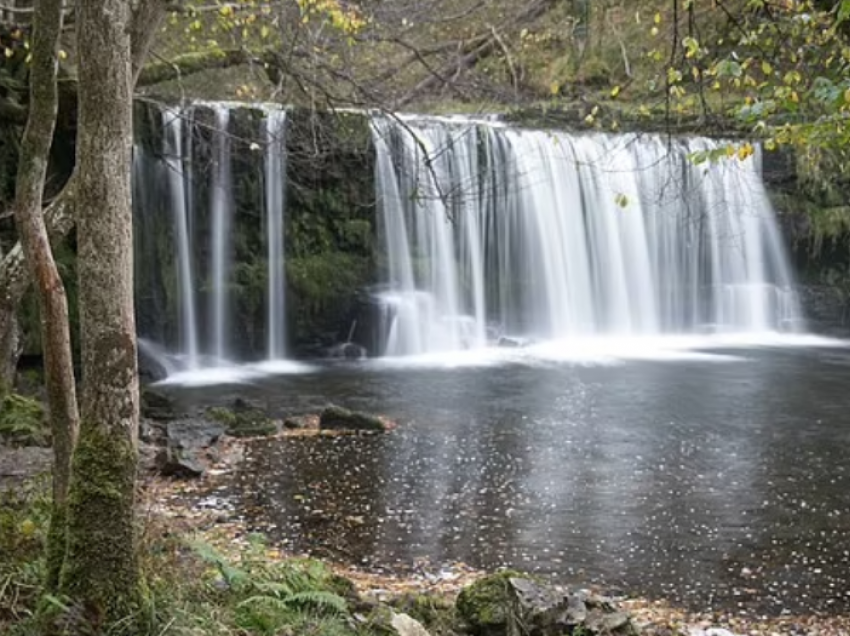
<box><xmin>207</xmin><ymin>404</ymin><xmax>279</xmax><ymax>438</ymax></box>
<box><xmin>166</xmin><ymin>418</ymin><xmax>226</xmax><ymax>449</ymax></box>
<box><xmin>390</xmin><ymin>612</ymin><xmax>432</xmax><ymax>636</ymax></box>
<box><xmin>319</xmin><ymin>405</ymin><xmax>392</xmax><ymax>432</ymax></box>
<box><xmin>155</xmin><ymin>417</ymin><xmax>227</xmax><ymax>478</ymax></box>
<box><xmin>456</xmin><ymin>572</ymin><xmax>638</xmax><ymax>636</ymax></box>
<box><xmin>456</xmin><ymin>570</ymin><xmax>523</xmax><ymax>635</ymax></box>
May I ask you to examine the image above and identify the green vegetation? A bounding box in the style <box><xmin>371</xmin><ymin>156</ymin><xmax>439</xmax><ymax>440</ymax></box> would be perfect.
<box><xmin>0</xmin><ymin>393</ymin><xmax>47</xmax><ymax>447</ymax></box>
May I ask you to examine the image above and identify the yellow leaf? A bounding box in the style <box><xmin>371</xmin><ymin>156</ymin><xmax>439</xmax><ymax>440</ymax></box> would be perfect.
<box><xmin>761</xmin><ymin>60</ymin><xmax>772</xmax><ymax>75</ymax></box>
<box><xmin>610</xmin><ymin>85</ymin><xmax>621</xmax><ymax>98</ymax></box>
<box><xmin>654</xmin><ymin>12</ymin><xmax>662</xmax><ymax>24</ymax></box>
<box><xmin>58</xmin><ymin>49</ymin><xmax>67</xmax><ymax>60</ymax></box>
<box><xmin>550</xmin><ymin>81</ymin><xmax>560</xmax><ymax>96</ymax></box>
<box><xmin>737</xmin><ymin>143</ymin><xmax>754</xmax><ymax>161</ymax></box>
<box><xmin>19</xmin><ymin>519</ymin><xmax>36</xmax><ymax>538</ymax></box>
<box><xmin>4</xmin><ymin>48</ymin><xmax>13</xmax><ymax>58</ymax></box>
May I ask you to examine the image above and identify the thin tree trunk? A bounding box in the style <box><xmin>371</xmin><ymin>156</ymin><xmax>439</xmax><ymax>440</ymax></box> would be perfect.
<box><xmin>59</xmin><ymin>0</ymin><xmax>142</xmax><ymax>628</ymax></box>
<box><xmin>12</xmin><ymin>0</ymin><xmax>79</xmax><ymax>593</ymax></box>
<box><xmin>0</xmin><ymin>294</ymin><xmax>20</xmax><ymax>393</ymax></box>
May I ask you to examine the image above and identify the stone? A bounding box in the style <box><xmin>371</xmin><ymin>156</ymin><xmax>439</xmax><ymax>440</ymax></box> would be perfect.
<box><xmin>319</xmin><ymin>405</ymin><xmax>390</xmax><ymax>432</ymax></box>
<box><xmin>141</xmin><ymin>387</ymin><xmax>181</xmax><ymax>420</ymax></box>
<box><xmin>585</xmin><ymin>609</ymin><xmax>635</xmax><ymax>635</ymax></box>
<box><xmin>157</xmin><ymin>447</ymin><xmax>206</xmax><ymax>478</ymax></box>
<box><xmin>456</xmin><ymin>570</ymin><xmax>524</xmax><ymax>635</ymax></box>
<box><xmin>207</xmin><ymin>405</ymin><xmax>279</xmax><ymax>438</ymax></box>
<box><xmin>166</xmin><ymin>418</ymin><xmax>226</xmax><ymax>450</ymax></box>
<box><xmin>456</xmin><ymin>573</ymin><xmax>637</xmax><ymax>636</ymax></box>
<box><xmin>390</xmin><ymin>612</ymin><xmax>432</xmax><ymax>636</ymax></box>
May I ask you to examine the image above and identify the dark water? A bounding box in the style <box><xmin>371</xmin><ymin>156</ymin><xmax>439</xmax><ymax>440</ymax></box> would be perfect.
<box><xmin>171</xmin><ymin>344</ymin><xmax>850</xmax><ymax>615</ymax></box>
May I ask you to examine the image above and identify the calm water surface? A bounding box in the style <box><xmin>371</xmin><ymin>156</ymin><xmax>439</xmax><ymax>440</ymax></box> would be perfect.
<box><xmin>169</xmin><ymin>342</ymin><xmax>850</xmax><ymax>615</ymax></box>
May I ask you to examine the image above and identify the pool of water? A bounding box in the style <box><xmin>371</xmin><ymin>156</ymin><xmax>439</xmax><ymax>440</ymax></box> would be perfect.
<box><xmin>165</xmin><ymin>337</ymin><xmax>850</xmax><ymax>615</ymax></box>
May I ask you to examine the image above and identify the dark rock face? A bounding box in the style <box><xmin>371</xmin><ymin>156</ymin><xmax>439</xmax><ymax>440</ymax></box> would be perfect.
<box><xmin>795</xmin><ymin>284</ymin><xmax>850</xmax><ymax>336</ymax></box>
<box><xmin>319</xmin><ymin>405</ymin><xmax>391</xmax><ymax>432</ymax></box>
<box><xmin>456</xmin><ymin>572</ymin><xmax>638</xmax><ymax>636</ymax></box>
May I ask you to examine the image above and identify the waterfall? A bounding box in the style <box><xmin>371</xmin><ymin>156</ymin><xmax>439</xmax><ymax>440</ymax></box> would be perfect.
<box><xmin>161</xmin><ymin>107</ymin><xmax>200</xmax><ymax>369</ymax></box>
<box><xmin>371</xmin><ymin>116</ymin><xmax>803</xmax><ymax>355</ymax></box>
<box><xmin>209</xmin><ymin>106</ymin><xmax>234</xmax><ymax>362</ymax></box>
<box><xmin>264</xmin><ymin>109</ymin><xmax>288</xmax><ymax>360</ymax></box>
<box><xmin>134</xmin><ymin>103</ymin><xmax>296</xmax><ymax>369</ymax></box>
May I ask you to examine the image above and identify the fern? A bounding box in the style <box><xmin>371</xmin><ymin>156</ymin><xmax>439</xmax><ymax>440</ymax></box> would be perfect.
<box><xmin>189</xmin><ymin>538</ymin><xmax>353</xmax><ymax>635</ymax></box>
<box><xmin>282</xmin><ymin>591</ymin><xmax>349</xmax><ymax>614</ymax></box>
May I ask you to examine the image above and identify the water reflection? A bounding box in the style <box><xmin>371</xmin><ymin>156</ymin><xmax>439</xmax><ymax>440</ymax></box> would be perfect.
<box><xmin>210</xmin><ymin>347</ymin><xmax>850</xmax><ymax>615</ymax></box>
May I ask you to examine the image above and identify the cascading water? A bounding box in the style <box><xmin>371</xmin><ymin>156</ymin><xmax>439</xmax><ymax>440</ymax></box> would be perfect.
<box><xmin>161</xmin><ymin>107</ymin><xmax>200</xmax><ymax>369</ymax></box>
<box><xmin>133</xmin><ymin>103</ymin><xmax>295</xmax><ymax>372</ymax></box>
<box><xmin>209</xmin><ymin>106</ymin><xmax>234</xmax><ymax>362</ymax></box>
<box><xmin>371</xmin><ymin>116</ymin><xmax>803</xmax><ymax>356</ymax></box>
<box><xmin>264</xmin><ymin>109</ymin><xmax>288</xmax><ymax>360</ymax></box>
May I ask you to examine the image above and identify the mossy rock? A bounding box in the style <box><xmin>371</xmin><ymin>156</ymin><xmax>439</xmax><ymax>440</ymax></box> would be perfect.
<box><xmin>319</xmin><ymin>405</ymin><xmax>388</xmax><ymax>432</ymax></box>
<box><xmin>455</xmin><ymin>570</ymin><xmax>526</xmax><ymax>635</ymax></box>
<box><xmin>391</xmin><ymin>592</ymin><xmax>457</xmax><ymax>632</ymax></box>
<box><xmin>0</xmin><ymin>393</ymin><xmax>48</xmax><ymax>447</ymax></box>
<box><xmin>206</xmin><ymin>405</ymin><xmax>278</xmax><ymax>438</ymax></box>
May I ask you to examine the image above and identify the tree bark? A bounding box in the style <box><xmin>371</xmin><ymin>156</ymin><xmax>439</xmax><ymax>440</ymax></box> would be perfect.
<box><xmin>59</xmin><ymin>0</ymin><xmax>142</xmax><ymax>628</ymax></box>
<box><xmin>11</xmin><ymin>0</ymin><xmax>79</xmax><ymax>593</ymax></box>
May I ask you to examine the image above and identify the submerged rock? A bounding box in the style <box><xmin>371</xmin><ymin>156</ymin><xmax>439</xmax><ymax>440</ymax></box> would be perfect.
<box><xmin>319</xmin><ymin>405</ymin><xmax>393</xmax><ymax>432</ymax></box>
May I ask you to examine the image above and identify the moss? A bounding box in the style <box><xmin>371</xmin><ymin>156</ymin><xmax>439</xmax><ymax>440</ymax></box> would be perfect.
<box><xmin>319</xmin><ymin>405</ymin><xmax>387</xmax><ymax>432</ymax></box>
<box><xmin>207</xmin><ymin>406</ymin><xmax>278</xmax><ymax>438</ymax></box>
<box><xmin>0</xmin><ymin>392</ymin><xmax>48</xmax><ymax>447</ymax></box>
<box><xmin>455</xmin><ymin>570</ymin><xmax>526</xmax><ymax>635</ymax></box>
<box><xmin>44</xmin><ymin>502</ymin><xmax>67</xmax><ymax>594</ymax></box>
<box><xmin>391</xmin><ymin>592</ymin><xmax>457</xmax><ymax>633</ymax></box>
<box><xmin>59</xmin><ymin>424</ymin><xmax>148</xmax><ymax>634</ymax></box>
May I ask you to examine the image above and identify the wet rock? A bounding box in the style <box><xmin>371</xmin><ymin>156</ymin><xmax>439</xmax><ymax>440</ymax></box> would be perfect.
<box><xmin>141</xmin><ymin>387</ymin><xmax>182</xmax><ymax>420</ymax></box>
<box><xmin>390</xmin><ymin>612</ymin><xmax>432</xmax><ymax>636</ymax></box>
<box><xmin>283</xmin><ymin>415</ymin><xmax>317</xmax><ymax>430</ymax></box>
<box><xmin>319</xmin><ymin>405</ymin><xmax>391</xmax><ymax>432</ymax></box>
<box><xmin>207</xmin><ymin>405</ymin><xmax>279</xmax><ymax>438</ymax></box>
<box><xmin>328</xmin><ymin>342</ymin><xmax>368</xmax><ymax>360</ymax></box>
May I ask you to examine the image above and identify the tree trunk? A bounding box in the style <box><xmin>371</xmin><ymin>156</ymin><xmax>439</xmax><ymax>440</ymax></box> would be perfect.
<box><xmin>11</xmin><ymin>0</ymin><xmax>79</xmax><ymax>593</ymax></box>
<box><xmin>59</xmin><ymin>0</ymin><xmax>142</xmax><ymax>629</ymax></box>
<box><xmin>0</xmin><ymin>292</ymin><xmax>21</xmax><ymax>393</ymax></box>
